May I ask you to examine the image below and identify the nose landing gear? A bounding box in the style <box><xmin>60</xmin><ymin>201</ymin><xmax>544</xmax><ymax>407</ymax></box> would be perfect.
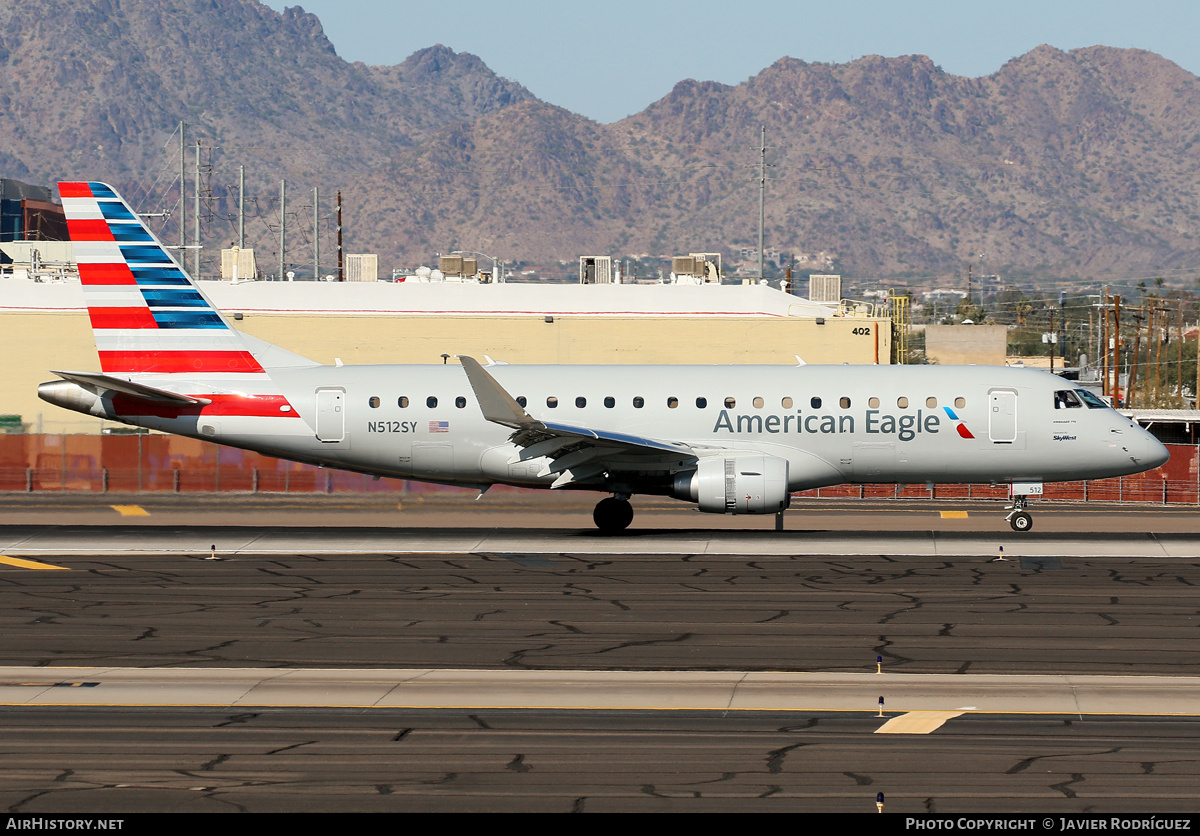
<box><xmin>593</xmin><ymin>495</ymin><xmax>633</xmax><ymax>533</ymax></box>
<box><xmin>1005</xmin><ymin>496</ymin><xmax>1033</xmax><ymax>532</ymax></box>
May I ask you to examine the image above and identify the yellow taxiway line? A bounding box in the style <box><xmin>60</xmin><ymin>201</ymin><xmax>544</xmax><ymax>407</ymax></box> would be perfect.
<box><xmin>875</xmin><ymin>710</ymin><xmax>966</xmax><ymax>734</ymax></box>
<box><xmin>110</xmin><ymin>505</ymin><xmax>149</xmax><ymax>516</ymax></box>
<box><xmin>0</xmin><ymin>555</ymin><xmax>68</xmax><ymax>570</ymax></box>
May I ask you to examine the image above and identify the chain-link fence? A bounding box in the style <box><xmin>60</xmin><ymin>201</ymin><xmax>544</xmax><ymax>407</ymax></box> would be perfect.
<box><xmin>0</xmin><ymin>434</ymin><xmax>1194</xmax><ymax>503</ymax></box>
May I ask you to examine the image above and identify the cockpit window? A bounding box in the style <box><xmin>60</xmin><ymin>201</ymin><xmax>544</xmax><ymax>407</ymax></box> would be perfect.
<box><xmin>1054</xmin><ymin>390</ymin><xmax>1082</xmax><ymax>409</ymax></box>
<box><xmin>1075</xmin><ymin>389</ymin><xmax>1108</xmax><ymax>409</ymax></box>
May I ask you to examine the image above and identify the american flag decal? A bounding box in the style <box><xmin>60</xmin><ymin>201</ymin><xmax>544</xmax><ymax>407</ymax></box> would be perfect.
<box><xmin>429</xmin><ymin>420</ymin><xmax>450</xmax><ymax>433</ymax></box>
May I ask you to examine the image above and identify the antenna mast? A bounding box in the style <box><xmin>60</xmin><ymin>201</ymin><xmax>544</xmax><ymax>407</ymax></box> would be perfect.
<box><xmin>237</xmin><ymin>165</ymin><xmax>245</xmax><ymax>250</ymax></box>
<box><xmin>179</xmin><ymin>122</ymin><xmax>186</xmax><ymax>253</ymax></box>
<box><xmin>337</xmin><ymin>190</ymin><xmax>344</xmax><ymax>282</ymax></box>
<box><xmin>279</xmin><ymin>180</ymin><xmax>286</xmax><ymax>281</ymax></box>
<box><xmin>758</xmin><ymin>125</ymin><xmax>766</xmax><ymax>280</ymax></box>
<box><xmin>193</xmin><ymin>140</ymin><xmax>201</xmax><ymax>280</ymax></box>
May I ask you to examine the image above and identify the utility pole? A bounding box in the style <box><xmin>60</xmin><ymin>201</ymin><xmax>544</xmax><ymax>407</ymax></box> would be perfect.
<box><xmin>1129</xmin><ymin>307</ymin><xmax>1143</xmax><ymax>408</ymax></box>
<box><xmin>279</xmin><ymin>179</ymin><xmax>286</xmax><ymax>281</ymax></box>
<box><xmin>179</xmin><ymin>122</ymin><xmax>186</xmax><ymax>253</ymax></box>
<box><xmin>1099</xmin><ymin>290</ymin><xmax>1108</xmax><ymax>396</ymax></box>
<box><xmin>1178</xmin><ymin>301</ymin><xmax>1185</xmax><ymax>402</ymax></box>
<box><xmin>1059</xmin><ymin>292</ymin><xmax>1067</xmax><ymax>365</ymax></box>
<box><xmin>1049</xmin><ymin>309</ymin><xmax>1055</xmax><ymax>372</ymax></box>
<box><xmin>313</xmin><ymin>186</ymin><xmax>320</xmax><ymax>281</ymax></box>
<box><xmin>1108</xmin><ymin>293</ymin><xmax>1118</xmax><ymax>405</ymax></box>
<box><xmin>237</xmin><ymin>165</ymin><xmax>245</xmax><ymax>250</ymax></box>
<box><xmin>193</xmin><ymin>140</ymin><xmax>201</xmax><ymax>280</ymax></box>
<box><xmin>1108</xmin><ymin>296</ymin><xmax>1118</xmax><ymax>405</ymax></box>
<box><xmin>336</xmin><ymin>190</ymin><xmax>344</xmax><ymax>282</ymax></box>
<box><xmin>1147</xmin><ymin>301</ymin><xmax>1156</xmax><ymax>405</ymax></box>
<box><xmin>758</xmin><ymin>125</ymin><xmax>766</xmax><ymax>280</ymax></box>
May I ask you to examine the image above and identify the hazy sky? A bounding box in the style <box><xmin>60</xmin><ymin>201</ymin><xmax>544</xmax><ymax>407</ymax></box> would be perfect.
<box><xmin>265</xmin><ymin>0</ymin><xmax>1200</xmax><ymax>123</ymax></box>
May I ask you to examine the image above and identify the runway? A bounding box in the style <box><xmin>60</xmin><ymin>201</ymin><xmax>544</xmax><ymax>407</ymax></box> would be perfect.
<box><xmin>5</xmin><ymin>524</ymin><xmax>1200</xmax><ymax>557</ymax></box>
<box><xmin>3</xmin><ymin>547</ymin><xmax>1200</xmax><ymax>674</ymax></box>
<box><xmin>4</xmin><ymin>707</ymin><xmax>1197</xmax><ymax>813</ymax></box>
<box><xmin>2</xmin><ymin>498</ymin><xmax>1199</xmax><ymax>812</ymax></box>
<box><xmin>5</xmin><ymin>667</ymin><xmax>1200</xmax><ymax>715</ymax></box>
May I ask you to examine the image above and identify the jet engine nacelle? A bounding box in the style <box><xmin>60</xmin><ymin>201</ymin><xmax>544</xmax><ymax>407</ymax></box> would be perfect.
<box><xmin>674</xmin><ymin>454</ymin><xmax>791</xmax><ymax>514</ymax></box>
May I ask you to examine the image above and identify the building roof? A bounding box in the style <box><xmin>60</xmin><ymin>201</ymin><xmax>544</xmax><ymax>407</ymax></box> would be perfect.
<box><xmin>0</xmin><ymin>276</ymin><xmax>840</xmax><ymax>318</ymax></box>
<box><xmin>1122</xmin><ymin>409</ymin><xmax>1200</xmax><ymax>424</ymax></box>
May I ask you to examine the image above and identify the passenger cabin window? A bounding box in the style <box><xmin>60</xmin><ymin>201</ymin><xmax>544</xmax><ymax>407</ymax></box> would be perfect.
<box><xmin>954</xmin><ymin>397</ymin><xmax>966</xmax><ymax>409</ymax></box>
<box><xmin>516</xmin><ymin>396</ymin><xmax>527</xmax><ymax>408</ymax></box>
<box><xmin>781</xmin><ymin>397</ymin><xmax>793</xmax><ymax>408</ymax></box>
<box><xmin>667</xmin><ymin>397</ymin><xmax>679</xmax><ymax>408</ymax></box>
<box><xmin>575</xmin><ymin>397</ymin><xmax>587</xmax><ymax>408</ymax></box>
<box><xmin>1075</xmin><ymin>389</ymin><xmax>1107</xmax><ymax>409</ymax></box>
<box><xmin>725</xmin><ymin>397</ymin><xmax>736</xmax><ymax>408</ymax></box>
<box><xmin>633</xmin><ymin>397</ymin><xmax>645</xmax><ymax>408</ymax></box>
<box><xmin>696</xmin><ymin>397</ymin><xmax>708</xmax><ymax>408</ymax></box>
<box><xmin>926</xmin><ymin>397</ymin><xmax>938</xmax><ymax>408</ymax></box>
<box><xmin>1054</xmin><ymin>390</ymin><xmax>1083</xmax><ymax>409</ymax></box>
<box><xmin>455</xmin><ymin>396</ymin><xmax>466</xmax><ymax>408</ymax></box>
<box><xmin>369</xmin><ymin>397</ymin><xmax>380</xmax><ymax>409</ymax></box>
<box><xmin>839</xmin><ymin>397</ymin><xmax>851</xmax><ymax>409</ymax></box>
<box><xmin>604</xmin><ymin>397</ymin><xmax>615</xmax><ymax>408</ymax></box>
<box><xmin>868</xmin><ymin>397</ymin><xmax>880</xmax><ymax>408</ymax></box>
<box><xmin>426</xmin><ymin>396</ymin><xmax>438</xmax><ymax>408</ymax></box>
<box><xmin>897</xmin><ymin>397</ymin><xmax>909</xmax><ymax>408</ymax></box>
<box><xmin>398</xmin><ymin>396</ymin><xmax>409</xmax><ymax>408</ymax></box>
<box><xmin>753</xmin><ymin>397</ymin><xmax>764</xmax><ymax>409</ymax></box>
<box><xmin>547</xmin><ymin>397</ymin><xmax>559</xmax><ymax>408</ymax></box>
<box><xmin>811</xmin><ymin>397</ymin><xmax>822</xmax><ymax>409</ymax></box>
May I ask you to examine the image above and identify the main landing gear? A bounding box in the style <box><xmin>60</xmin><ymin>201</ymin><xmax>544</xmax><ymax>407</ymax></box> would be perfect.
<box><xmin>593</xmin><ymin>495</ymin><xmax>634</xmax><ymax>533</ymax></box>
<box><xmin>1005</xmin><ymin>496</ymin><xmax>1033</xmax><ymax>532</ymax></box>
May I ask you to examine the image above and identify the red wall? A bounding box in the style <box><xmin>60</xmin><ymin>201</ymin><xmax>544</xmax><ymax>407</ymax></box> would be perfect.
<box><xmin>0</xmin><ymin>434</ymin><xmax>1194</xmax><ymax>503</ymax></box>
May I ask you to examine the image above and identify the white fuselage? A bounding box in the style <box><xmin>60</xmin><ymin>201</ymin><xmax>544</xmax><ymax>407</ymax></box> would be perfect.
<box><xmin>89</xmin><ymin>363</ymin><xmax>1167</xmax><ymax>498</ymax></box>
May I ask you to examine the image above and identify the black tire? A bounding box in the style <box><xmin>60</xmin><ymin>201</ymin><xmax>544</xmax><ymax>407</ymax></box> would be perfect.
<box><xmin>1009</xmin><ymin>511</ymin><xmax>1033</xmax><ymax>533</ymax></box>
<box><xmin>593</xmin><ymin>497</ymin><xmax>634</xmax><ymax>533</ymax></box>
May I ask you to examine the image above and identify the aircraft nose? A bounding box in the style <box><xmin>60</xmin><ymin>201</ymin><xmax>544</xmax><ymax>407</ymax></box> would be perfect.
<box><xmin>1143</xmin><ymin>433</ymin><xmax>1170</xmax><ymax>470</ymax></box>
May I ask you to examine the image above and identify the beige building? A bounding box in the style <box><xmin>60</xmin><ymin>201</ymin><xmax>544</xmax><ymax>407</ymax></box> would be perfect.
<box><xmin>924</xmin><ymin>324</ymin><xmax>1008</xmax><ymax>366</ymax></box>
<box><xmin>2</xmin><ymin>279</ymin><xmax>892</xmax><ymax>433</ymax></box>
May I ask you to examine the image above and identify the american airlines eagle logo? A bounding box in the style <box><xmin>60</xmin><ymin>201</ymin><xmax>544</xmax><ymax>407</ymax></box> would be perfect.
<box><xmin>942</xmin><ymin>406</ymin><xmax>975</xmax><ymax>439</ymax></box>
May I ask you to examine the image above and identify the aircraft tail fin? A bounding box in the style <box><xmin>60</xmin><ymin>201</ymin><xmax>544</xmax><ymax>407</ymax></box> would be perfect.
<box><xmin>59</xmin><ymin>181</ymin><xmax>312</xmax><ymax>376</ymax></box>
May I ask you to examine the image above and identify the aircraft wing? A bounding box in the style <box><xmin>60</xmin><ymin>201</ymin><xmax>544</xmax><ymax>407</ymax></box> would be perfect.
<box><xmin>459</xmin><ymin>355</ymin><xmax>698</xmax><ymax>486</ymax></box>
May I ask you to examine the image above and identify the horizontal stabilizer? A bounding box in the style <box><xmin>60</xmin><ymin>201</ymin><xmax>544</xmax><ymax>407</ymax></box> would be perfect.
<box><xmin>51</xmin><ymin>370</ymin><xmax>211</xmax><ymax>406</ymax></box>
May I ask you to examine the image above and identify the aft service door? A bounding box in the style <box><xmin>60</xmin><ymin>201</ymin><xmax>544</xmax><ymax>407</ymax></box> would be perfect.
<box><xmin>315</xmin><ymin>388</ymin><xmax>345</xmax><ymax>442</ymax></box>
<box><xmin>988</xmin><ymin>389</ymin><xmax>1017</xmax><ymax>443</ymax></box>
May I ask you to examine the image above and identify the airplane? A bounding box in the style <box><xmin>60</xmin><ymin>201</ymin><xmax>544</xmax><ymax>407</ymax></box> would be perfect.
<box><xmin>38</xmin><ymin>181</ymin><xmax>1169</xmax><ymax>533</ymax></box>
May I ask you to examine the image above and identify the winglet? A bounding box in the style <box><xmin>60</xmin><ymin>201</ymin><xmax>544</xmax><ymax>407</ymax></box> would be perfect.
<box><xmin>458</xmin><ymin>355</ymin><xmax>536</xmax><ymax>430</ymax></box>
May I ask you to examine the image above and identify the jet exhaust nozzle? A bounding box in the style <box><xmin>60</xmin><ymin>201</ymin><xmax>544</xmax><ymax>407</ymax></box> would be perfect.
<box><xmin>37</xmin><ymin>380</ymin><xmax>103</xmax><ymax>417</ymax></box>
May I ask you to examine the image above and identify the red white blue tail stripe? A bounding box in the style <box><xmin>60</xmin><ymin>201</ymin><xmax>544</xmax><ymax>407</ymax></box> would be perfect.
<box><xmin>59</xmin><ymin>181</ymin><xmax>301</xmax><ymax>426</ymax></box>
<box><xmin>60</xmin><ymin>181</ymin><xmax>264</xmax><ymax>375</ymax></box>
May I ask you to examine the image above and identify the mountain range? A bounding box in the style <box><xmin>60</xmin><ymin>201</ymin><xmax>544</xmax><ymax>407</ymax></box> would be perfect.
<box><xmin>3</xmin><ymin>0</ymin><xmax>1200</xmax><ymax>283</ymax></box>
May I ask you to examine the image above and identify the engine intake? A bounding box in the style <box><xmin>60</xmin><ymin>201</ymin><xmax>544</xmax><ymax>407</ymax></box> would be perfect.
<box><xmin>674</xmin><ymin>454</ymin><xmax>791</xmax><ymax>514</ymax></box>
